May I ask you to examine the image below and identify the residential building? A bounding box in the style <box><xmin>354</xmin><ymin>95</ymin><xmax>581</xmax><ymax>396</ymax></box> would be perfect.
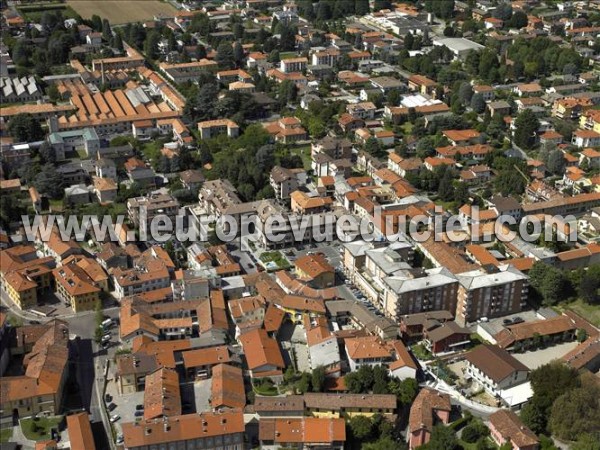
<box><xmin>121</xmin><ymin>411</ymin><xmax>245</xmax><ymax>450</ymax></box>
<box><xmin>264</xmin><ymin>117</ymin><xmax>308</xmax><ymax>144</ymax></box>
<box><xmin>211</xmin><ymin>363</ymin><xmax>245</xmax><ymax>410</ymax></box>
<box><xmin>290</xmin><ymin>191</ymin><xmax>333</xmax><ymax>215</ymax></box>
<box><xmin>303</xmin><ymin>393</ymin><xmax>397</xmax><ymax>419</ymax></box>
<box><xmin>198</xmin><ymin>119</ymin><xmax>240</xmax><ymax>140</ymax></box>
<box><xmin>456</xmin><ymin>265</ymin><xmax>529</xmax><ymax>326</ymax></box>
<box><xmin>488</xmin><ymin>410</ymin><xmax>539</xmax><ymax>450</ymax></box>
<box><xmin>66</xmin><ymin>412</ymin><xmax>96</xmax><ymax>450</ymax></box>
<box><xmin>407</xmin><ymin>388</ymin><xmax>451</xmax><ymax>450</ymax></box>
<box><xmin>572</xmin><ymin>129</ymin><xmax>600</xmax><ymax>148</ymax></box>
<box><xmin>270</xmin><ymin>166</ymin><xmax>307</xmax><ymax>200</ymax></box>
<box><xmin>294</xmin><ymin>253</ymin><xmax>335</xmax><ymax>289</ymax></box>
<box><xmin>127</xmin><ymin>193</ymin><xmax>180</xmax><ymax>228</ymax></box>
<box><xmin>464</xmin><ymin>344</ymin><xmax>529</xmax><ymax>397</ymax></box>
<box><xmin>0</xmin><ymin>320</ymin><xmax>69</xmax><ymax>421</ymax></box>
<box><xmin>53</xmin><ymin>260</ymin><xmax>101</xmax><ymax>313</ymax></box>
<box><xmin>280</xmin><ymin>57</ymin><xmax>307</xmax><ymax>73</ymax></box>
<box><xmin>259</xmin><ymin>417</ymin><xmax>346</xmax><ymax>450</ymax></box>
<box><xmin>238</xmin><ymin>328</ymin><xmax>285</xmax><ymax>381</ymax></box>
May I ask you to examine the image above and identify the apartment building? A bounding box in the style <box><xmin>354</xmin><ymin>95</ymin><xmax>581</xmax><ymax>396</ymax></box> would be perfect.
<box><xmin>311</xmin><ymin>48</ymin><xmax>341</xmax><ymax>66</ymax></box>
<box><xmin>269</xmin><ymin>166</ymin><xmax>307</xmax><ymax>200</ymax></box>
<box><xmin>197</xmin><ymin>119</ymin><xmax>240</xmax><ymax>140</ymax></box>
<box><xmin>456</xmin><ymin>265</ymin><xmax>528</xmax><ymax>326</ymax></box>
<box><xmin>112</xmin><ymin>247</ymin><xmax>173</xmax><ymax>299</ymax></box>
<box><xmin>0</xmin><ymin>245</ymin><xmax>55</xmax><ymax>310</ymax></box>
<box><xmin>53</xmin><ymin>260</ymin><xmax>101</xmax><ymax>313</ymax></box>
<box><xmin>159</xmin><ymin>59</ymin><xmax>219</xmax><ymax>83</ymax></box>
<box><xmin>121</xmin><ymin>411</ymin><xmax>245</xmax><ymax>450</ymax></box>
<box><xmin>383</xmin><ymin>267</ymin><xmax>459</xmax><ymax>319</ymax></box>
<box><xmin>0</xmin><ymin>320</ymin><xmax>69</xmax><ymax>421</ymax></box>
<box><xmin>264</xmin><ymin>117</ymin><xmax>308</xmax><ymax>144</ymax></box>
<box><xmin>290</xmin><ymin>191</ymin><xmax>333</xmax><ymax>215</ymax></box>
<box><xmin>280</xmin><ymin>57</ymin><xmax>307</xmax><ymax>73</ymax></box>
<box><xmin>311</xmin><ymin>136</ymin><xmax>353</xmax><ymax>160</ymax></box>
<box><xmin>260</xmin><ymin>417</ymin><xmax>346</xmax><ymax>450</ymax></box>
<box><xmin>464</xmin><ymin>344</ymin><xmax>529</xmax><ymax>397</ymax></box>
<box><xmin>238</xmin><ymin>328</ymin><xmax>285</xmax><ymax>381</ymax></box>
<box><xmin>127</xmin><ymin>193</ymin><xmax>180</xmax><ymax>228</ymax></box>
<box><xmin>303</xmin><ymin>393</ymin><xmax>397</xmax><ymax>419</ymax></box>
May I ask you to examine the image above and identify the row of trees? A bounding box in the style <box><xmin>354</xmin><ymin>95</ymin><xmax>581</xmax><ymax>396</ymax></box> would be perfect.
<box><xmin>529</xmin><ymin>261</ymin><xmax>600</xmax><ymax>306</ymax></box>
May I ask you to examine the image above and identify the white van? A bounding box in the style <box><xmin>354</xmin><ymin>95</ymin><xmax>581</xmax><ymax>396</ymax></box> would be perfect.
<box><xmin>101</xmin><ymin>319</ymin><xmax>113</xmax><ymax>329</ymax></box>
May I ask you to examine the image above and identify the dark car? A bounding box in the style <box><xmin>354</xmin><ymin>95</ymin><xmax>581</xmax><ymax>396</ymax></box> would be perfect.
<box><xmin>105</xmin><ymin>394</ymin><xmax>112</xmax><ymax>403</ymax></box>
<box><xmin>135</xmin><ymin>404</ymin><xmax>144</xmax><ymax>411</ymax></box>
<box><xmin>107</xmin><ymin>403</ymin><xmax>117</xmax><ymax>412</ymax></box>
<box><xmin>134</xmin><ymin>411</ymin><xmax>144</xmax><ymax>417</ymax></box>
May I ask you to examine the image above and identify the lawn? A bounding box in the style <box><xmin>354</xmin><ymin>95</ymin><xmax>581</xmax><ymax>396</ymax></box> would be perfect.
<box><xmin>253</xmin><ymin>380</ymin><xmax>279</xmax><ymax>396</ymax></box>
<box><xmin>411</xmin><ymin>343</ymin><xmax>433</xmax><ymax>361</ymax></box>
<box><xmin>291</xmin><ymin>145</ymin><xmax>312</xmax><ymax>170</ymax></box>
<box><xmin>259</xmin><ymin>251</ymin><xmax>290</xmax><ymax>270</ymax></box>
<box><xmin>559</xmin><ymin>299</ymin><xmax>600</xmax><ymax>327</ymax></box>
<box><xmin>21</xmin><ymin>416</ymin><xmax>63</xmax><ymax>441</ymax></box>
<box><xmin>67</xmin><ymin>0</ymin><xmax>176</xmax><ymax>24</ymax></box>
<box><xmin>0</xmin><ymin>428</ymin><xmax>13</xmax><ymax>443</ymax></box>
<box><xmin>18</xmin><ymin>3</ymin><xmax>79</xmax><ymax>21</ymax></box>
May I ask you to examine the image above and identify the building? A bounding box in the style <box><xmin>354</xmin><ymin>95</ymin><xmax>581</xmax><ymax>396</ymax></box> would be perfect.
<box><xmin>456</xmin><ymin>265</ymin><xmax>528</xmax><ymax>326</ymax></box>
<box><xmin>383</xmin><ymin>267</ymin><xmax>459</xmax><ymax>320</ymax></box>
<box><xmin>264</xmin><ymin>117</ymin><xmax>308</xmax><ymax>144</ymax></box>
<box><xmin>93</xmin><ymin>176</ymin><xmax>118</xmax><ymax>203</ymax></box>
<box><xmin>53</xmin><ymin>260</ymin><xmax>101</xmax><ymax>313</ymax></box>
<box><xmin>488</xmin><ymin>410</ymin><xmax>539</xmax><ymax>450</ymax></box>
<box><xmin>303</xmin><ymin>393</ymin><xmax>397</xmax><ymax>419</ymax></box>
<box><xmin>270</xmin><ymin>166</ymin><xmax>307</xmax><ymax>200</ymax></box>
<box><xmin>407</xmin><ymin>388</ymin><xmax>451</xmax><ymax>450</ymax></box>
<box><xmin>210</xmin><ymin>363</ymin><xmax>245</xmax><ymax>410</ymax></box>
<box><xmin>238</xmin><ymin>328</ymin><xmax>285</xmax><ymax>380</ymax></box>
<box><xmin>124</xmin><ymin>157</ymin><xmax>156</xmax><ymax>188</ymax></box>
<box><xmin>259</xmin><ymin>417</ymin><xmax>346</xmax><ymax>450</ymax></box>
<box><xmin>143</xmin><ymin>367</ymin><xmax>181</xmax><ymax>421</ymax></box>
<box><xmin>0</xmin><ymin>320</ymin><xmax>69</xmax><ymax>421</ymax></box>
<box><xmin>432</xmin><ymin>37</ymin><xmax>485</xmax><ymax>59</ymax></box>
<box><xmin>464</xmin><ymin>344</ymin><xmax>529</xmax><ymax>397</ymax></box>
<box><xmin>121</xmin><ymin>411</ymin><xmax>245</xmax><ymax>450</ymax></box>
<box><xmin>424</xmin><ymin>321</ymin><xmax>471</xmax><ymax>355</ymax></box>
<box><xmin>294</xmin><ymin>253</ymin><xmax>335</xmax><ymax>289</ymax></box>
<box><xmin>127</xmin><ymin>193</ymin><xmax>180</xmax><ymax>228</ymax></box>
<box><xmin>280</xmin><ymin>57</ymin><xmax>307</xmax><ymax>73</ymax></box>
<box><xmin>66</xmin><ymin>412</ymin><xmax>96</xmax><ymax>450</ymax></box>
<box><xmin>408</xmin><ymin>75</ymin><xmax>437</xmax><ymax>97</ymax></box>
<box><xmin>159</xmin><ymin>60</ymin><xmax>219</xmax><ymax>83</ymax></box>
<box><xmin>0</xmin><ymin>76</ymin><xmax>42</xmax><ymax>103</ymax></box>
<box><xmin>290</xmin><ymin>191</ymin><xmax>333</xmax><ymax>215</ymax></box>
<box><xmin>572</xmin><ymin>129</ymin><xmax>600</xmax><ymax>148</ymax></box>
<box><xmin>198</xmin><ymin>119</ymin><xmax>240</xmax><ymax>140</ymax></box>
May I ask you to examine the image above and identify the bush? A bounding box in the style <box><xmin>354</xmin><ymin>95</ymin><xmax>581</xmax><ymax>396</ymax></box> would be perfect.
<box><xmin>462</xmin><ymin>421</ymin><xmax>488</xmax><ymax>443</ymax></box>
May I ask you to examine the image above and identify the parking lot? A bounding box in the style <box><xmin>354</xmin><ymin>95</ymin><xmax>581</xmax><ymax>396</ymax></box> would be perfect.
<box><xmin>512</xmin><ymin>340</ymin><xmax>580</xmax><ymax>370</ymax></box>
<box><xmin>104</xmin><ymin>377</ymin><xmax>145</xmax><ymax>440</ymax></box>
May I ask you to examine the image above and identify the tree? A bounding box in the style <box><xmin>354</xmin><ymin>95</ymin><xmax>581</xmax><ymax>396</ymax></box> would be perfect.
<box><xmin>548</xmin><ymin>374</ymin><xmax>600</xmax><ymax>441</ymax></box>
<box><xmin>144</xmin><ymin>30</ymin><xmax>160</xmax><ymax>60</ymax></box>
<box><xmin>310</xmin><ymin>366</ymin><xmax>326</xmax><ymax>392</ymax></box>
<box><xmin>216</xmin><ymin>42</ymin><xmax>235</xmax><ymax>69</ymax></box>
<box><xmin>348</xmin><ymin>415</ymin><xmax>374</xmax><ymax>441</ymax></box>
<box><xmin>38</xmin><ymin>141</ymin><xmax>56</xmax><ymax>164</ymax></box>
<box><xmin>579</xmin><ymin>264</ymin><xmax>600</xmax><ymax>304</ymax></box>
<box><xmin>233</xmin><ymin>41</ymin><xmax>244</xmax><ymax>67</ymax></box>
<box><xmin>522</xmin><ymin>361</ymin><xmax>581</xmax><ymax>434</ymax></box>
<box><xmin>355</xmin><ymin>0</ymin><xmax>370</xmax><ymax>16</ymax></box>
<box><xmin>388</xmin><ymin>377</ymin><xmax>418</xmax><ymax>405</ymax></box>
<box><xmin>279</xmin><ymin>24</ymin><xmax>297</xmax><ymax>51</ymax></box>
<box><xmin>458</xmin><ymin>82</ymin><xmax>473</xmax><ymax>105</ymax></box>
<box><xmin>7</xmin><ymin>114</ymin><xmax>44</xmax><ymax>142</ymax></box>
<box><xmin>102</xmin><ymin>19</ymin><xmax>112</xmax><ymax>41</ymax></box>
<box><xmin>470</xmin><ymin>93</ymin><xmax>486</xmax><ymax>113</ymax></box>
<box><xmin>0</xmin><ymin>194</ymin><xmax>26</xmax><ymax>228</ymax></box>
<box><xmin>572</xmin><ymin>434</ymin><xmax>600</xmax><ymax>450</ymax></box>
<box><xmin>546</xmin><ymin>149</ymin><xmax>566</xmax><ymax>175</ymax></box>
<box><xmin>365</xmin><ymin>137</ymin><xmax>384</xmax><ymax>157</ymax></box>
<box><xmin>363</xmin><ymin>436</ymin><xmax>406</xmax><ymax>450</ymax></box>
<box><xmin>493</xmin><ymin>3</ymin><xmax>513</xmax><ymax>21</ymax></box>
<box><xmin>426</xmin><ymin>425</ymin><xmax>459</xmax><ymax>450</ymax></box>
<box><xmin>373</xmin><ymin>0</ymin><xmax>392</xmax><ymax>12</ymax></box>
<box><xmin>514</xmin><ymin>109</ymin><xmax>540</xmax><ymax>149</ymax></box>
<box><xmin>34</xmin><ymin>163</ymin><xmax>64</xmax><ymax>198</ymax></box>
<box><xmin>528</xmin><ymin>262</ymin><xmax>570</xmax><ymax>306</ymax></box>
<box><xmin>508</xmin><ymin>10</ymin><xmax>528</xmax><ymax>29</ymax></box>
<box><xmin>461</xmin><ymin>420</ymin><xmax>489</xmax><ymax>443</ymax></box>
<box><xmin>403</xmin><ymin>32</ymin><xmax>414</xmax><ymax>51</ymax></box>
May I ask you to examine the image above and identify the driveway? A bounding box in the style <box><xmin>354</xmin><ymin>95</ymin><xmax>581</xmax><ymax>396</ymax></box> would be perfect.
<box><xmin>512</xmin><ymin>341</ymin><xmax>580</xmax><ymax>370</ymax></box>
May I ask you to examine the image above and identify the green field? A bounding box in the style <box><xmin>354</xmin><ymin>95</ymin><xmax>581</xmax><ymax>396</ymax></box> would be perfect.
<box><xmin>21</xmin><ymin>416</ymin><xmax>63</xmax><ymax>441</ymax></box>
<box><xmin>560</xmin><ymin>299</ymin><xmax>600</xmax><ymax>327</ymax></box>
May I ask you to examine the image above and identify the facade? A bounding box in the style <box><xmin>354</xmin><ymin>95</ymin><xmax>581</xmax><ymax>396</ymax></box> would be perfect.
<box><xmin>456</xmin><ymin>265</ymin><xmax>528</xmax><ymax>326</ymax></box>
<box><xmin>408</xmin><ymin>388</ymin><xmax>451</xmax><ymax>450</ymax></box>
<box><xmin>127</xmin><ymin>193</ymin><xmax>180</xmax><ymax>228</ymax></box>
<box><xmin>488</xmin><ymin>410</ymin><xmax>539</xmax><ymax>450</ymax></box>
<box><xmin>464</xmin><ymin>344</ymin><xmax>529</xmax><ymax>397</ymax></box>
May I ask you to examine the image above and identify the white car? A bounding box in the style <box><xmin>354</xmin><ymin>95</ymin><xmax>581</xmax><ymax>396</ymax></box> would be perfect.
<box><xmin>116</xmin><ymin>434</ymin><xmax>124</xmax><ymax>444</ymax></box>
<box><xmin>110</xmin><ymin>414</ymin><xmax>120</xmax><ymax>423</ymax></box>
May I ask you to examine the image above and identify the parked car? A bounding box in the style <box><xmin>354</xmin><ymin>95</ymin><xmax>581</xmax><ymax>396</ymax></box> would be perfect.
<box><xmin>107</xmin><ymin>403</ymin><xmax>117</xmax><ymax>412</ymax></box>
<box><xmin>135</xmin><ymin>404</ymin><xmax>144</xmax><ymax>410</ymax></box>
<box><xmin>116</xmin><ymin>434</ymin><xmax>124</xmax><ymax>444</ymax></box>
<box><xmin>110</xmin><ymin>414</ymin><xmax>120</xmax><ymax>423</ymax></box>
<box><xmin>105</xmin><ymin>394</ymin><xmax>112</xmax><ymax>403</ymax></box>
<box><xmin>134</xmin><ymin>411</ymin><xmax>144</xmax><ymax>417</ymax></box>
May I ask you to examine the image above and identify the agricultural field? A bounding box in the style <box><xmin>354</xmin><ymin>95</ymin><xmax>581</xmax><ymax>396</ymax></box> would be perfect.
<box><xmin>66</xmin><ymin>0</ymin><xmax>177</xmax><ymax>24</ymax></box>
